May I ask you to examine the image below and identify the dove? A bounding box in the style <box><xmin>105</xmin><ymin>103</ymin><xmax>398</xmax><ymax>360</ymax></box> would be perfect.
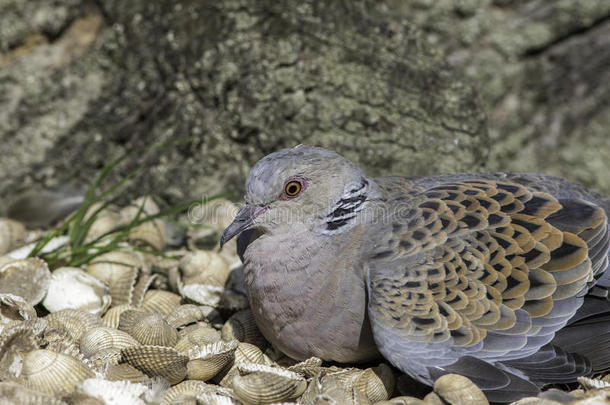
<box><xmin>220</xmin><ymin>145</ymin><xmax>610</xmax><ymax>402</ymax></box>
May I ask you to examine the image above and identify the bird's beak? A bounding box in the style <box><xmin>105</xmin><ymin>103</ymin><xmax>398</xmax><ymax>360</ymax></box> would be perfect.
<box><xmin>220</xmin><ymin>204</ymin><xmax>268</xmax><ymax>248</ymax></box>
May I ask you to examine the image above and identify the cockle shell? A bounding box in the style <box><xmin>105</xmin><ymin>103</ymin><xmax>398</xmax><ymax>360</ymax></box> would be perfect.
<box><xmin>120</xmin><ymin>345</ymin><xmax>188</xmax><ymax>385</ymax></box>
<box><xmin>104</xmin><ymin>363</ymin><xmax>151</xmax><ymax>384</ymax></box>
<box><xmin>0</xmin><ymin>257</ymin><xmax>50</xmax><ymax>305</ymax></box>
<box><xmin>140</xmin><ymin>289</ymin><xmax>182</xmax><ymax>316</ymax></box>
<box><xmin>161</xmin><ymin>380</ymin><xmax>235</xmax><ymax>405</ymax></box>
<box><xmin>232</xmin><ymin>363</ymin><xmax>307</xmax><ymax>404</ymax></box>
<box><xmin>42</xmin><ymin>267</ymin><xmax>111</xmax><ymax>314</ymax></box>
<box><xmin>121</xmin><ymin>197</ymin><xmax>167</xmax><ymax>251</ymax></box>
<box><xmin>299</xmin><ymin>374</ymin><xmax>372</xmax><ymax>405</ymax></box>
<box><xmin>177</xmin><ymin>250</ymin><xmax>232</xmax><ymax>307</ymax></box>
<box><xmin>86</xmin><ymin>251</ymin><xmax>143</xmax><ymax>307</ymax></box>
<box><xmin>175</xmin><ymin>323</ymin><xmax>222</xmax><ymax>353</ymax></box>
<box><xmin>0</xmin><ymin>319</ymin><xmax>46</xmax><ymax>380</ymax></box>
<box><xmin>353</xmin><ymin>364</ymin><xmax>395</xmax><ymax>403</ymax></box>
<box><xmin>83</xmin><ymin>202</ymin><xmax>123</xmax><ymax>245</ymax></box>
<box><xmin>0</xmin><ymin>218</ymin><xmax>26</xmax><ymax>255</ymax></box>
<box><xmin>45</xmin><ymin>309</ymin><xmax>103</xmax><ymax>341</ymax></box>
<box><xmin>118</xmin><ymin>309</ymin><xmax>178</xmax><ymax>347</ymax></box>
<box><xmin>0</xmin><ymin>381</ymin><xmax>68</xmax><ymax>405</ymax></box>
<box><xmin>0</xmin><ymin>293</ymin><xmax>37</xmax><ymax>327</ymax></box>
<box><xmin>18</xmin><ymin>349</ymin><xmax>95</xmax><ymax>396</ymax></box>
<box><xmin>103</xmin><ymin>304</ymin><xmax>137</xmax><ymax>329</ymax></box>
<box><xmin>184</xmin><ymin>340</ymin><xmax>238</xmax><ymax>381</ymax></box>
<box><xmin>432</xmin><ymin>374</ymin><xmax>488</xmax><ymax>405</ymax></box>
<box><xmin>221</xmin><ymin>309</ymin><xmax>268</xmax><ymax>348</ymax></box>
<box><xmin>165</xmin><ymin>304</ymin><xmax>206</xmax><ymax>329</ymax></box>
<box><xmin>41</xmin><ymin>327</ymin><xmax>84</xmax><ymax>360</ymax></box>
<box><xmin>80</xmin><ymin>327</ymin><xmax>140</xmax><ymax>359</ymax></box>
<box><xmin>369</xmin><ymin>396</ymin><xmax>428</xmax><ymax>405</ymax></box>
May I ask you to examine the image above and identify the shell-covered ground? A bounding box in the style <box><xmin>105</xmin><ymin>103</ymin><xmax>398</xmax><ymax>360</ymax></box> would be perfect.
<box><xmin>1</xmin><ymin>197</ymin><xmax>609</xmax><ymax>405</ymax></box>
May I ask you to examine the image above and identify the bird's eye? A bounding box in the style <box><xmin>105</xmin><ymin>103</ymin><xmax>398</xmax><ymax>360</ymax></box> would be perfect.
<box><xmin>284</xmin><ymin>180</ymin><xmax>302</xmax><ymax>197</ymax></box>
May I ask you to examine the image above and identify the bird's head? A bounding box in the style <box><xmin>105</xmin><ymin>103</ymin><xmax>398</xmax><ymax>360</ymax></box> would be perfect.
<box><xmin>220</xmin><ymin>145</ymin><xmax>374</xmax><ymax>247</ymax></box>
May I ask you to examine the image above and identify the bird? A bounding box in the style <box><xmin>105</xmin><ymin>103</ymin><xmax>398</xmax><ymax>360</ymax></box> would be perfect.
<box><xmin>220</xmin><ymin>145</ymin><xmax>610</xmax><ymax>402</ymax></box>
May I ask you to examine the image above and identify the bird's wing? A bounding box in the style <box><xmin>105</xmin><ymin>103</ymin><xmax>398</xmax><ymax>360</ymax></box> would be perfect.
<box><xmin>366</xmin><ymin>178</ymin><xmax>609</xmax><ymax>401</ymax></box>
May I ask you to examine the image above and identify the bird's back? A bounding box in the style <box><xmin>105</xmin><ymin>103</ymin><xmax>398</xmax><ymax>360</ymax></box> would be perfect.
<box><xmin>366</xmin><ymin>172</ymin><xmax>610</xmax><ymax>402</ymax></box>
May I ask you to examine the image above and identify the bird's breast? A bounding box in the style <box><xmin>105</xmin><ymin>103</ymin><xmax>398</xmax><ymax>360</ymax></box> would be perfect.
<box><xmin>242</xmin><ymin>231</ymin><xmax>380</xmax><ymax>363</ymax></box>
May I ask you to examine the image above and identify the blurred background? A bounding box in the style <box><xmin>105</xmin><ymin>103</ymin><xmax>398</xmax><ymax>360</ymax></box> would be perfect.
<box><xmin>1</xmin><ymin>0</ymin><xmax>609</xmax><ymax>212</ymax></box>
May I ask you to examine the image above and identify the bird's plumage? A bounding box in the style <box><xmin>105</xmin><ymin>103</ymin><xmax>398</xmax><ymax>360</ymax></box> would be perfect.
<box><xmin>222</xmin><ymin>146</ymin><xmax>610</xmax><ymax>402</ymax></box>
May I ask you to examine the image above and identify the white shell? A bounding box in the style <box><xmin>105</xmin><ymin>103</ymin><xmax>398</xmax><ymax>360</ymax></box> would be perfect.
<box><xmin>0</xmin><ymin>257</ymin><xmax>51</xmax><ymax>305</ymax></box>
<box><xmin>77</xmin><ymin>378</ymin><xmax>148</xmax><ymax>405</ymax></box>
<box><xmin>42</xmin><ymin>267</ymin><xmax>111</xmax><ymax>314</ymax></box>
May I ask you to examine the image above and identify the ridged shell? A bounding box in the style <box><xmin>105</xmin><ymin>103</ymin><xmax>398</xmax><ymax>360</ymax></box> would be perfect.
<box><xmin>86</xmin><ymin>251</ymin><xmax>143</xmax><ymax>307</ymax></box>
<box><xmin>165</xmin><ymin>304</ymin><xmax>206</xmax><ymax>329</ymax></box>
<box><xmin>221</xmin><ymin>309</ymin><xmax>268</xmax><ymax>348</ymax></box>
<box><xmin>354</xmin><ymin>364</ymin><xmax>395</xmax><ymax>403</ymax></box>
<box><xmin>42</xmin><ymin>267</ymin><xmax>111</xmax><ymax>314</ymax></box>
<box><xmin>197</xmin><ymin>393</ymin><xmax>241</xmax><ymax>405</ymax></box>
<box><xmin>89</xmin><ymin>348</ymin><xmax>122</xmax><ymax>370</ymax></box>
<box><xmin>234</xmin><ymin>343</ymin><xmax>271</xmax><ymax>366</ymax></box>
<box><xmin>232</xmin><ymin>363</ymin><xmax>307</xmax><ymax>404</ymax></box>
<box><xmin>175</xmin><ymin>323</ymin><xmax>222</xmax><ymax>353</ymax></box>
<box><xmin>45</xmin><ymin>309</ymin><xmax>103</xmax><ymax>341</ymax></box>
<box><xmin>0</xmin><ymin>257</ymin><xmax>50</xmax><ymax>305</ymax></box>
<box><xmin>102</xmin><ymin>304</ymin><xmax>137</xmax><ymax>329</ymax></box>
<box><xmin>105</xmin><ymin>363</ymin><xmax>151</xmax><ymax>384</ymax></box>
<box><xmin>433</xmin><ymin>374</ymin><xmax>489</xmax><ymax>405</ymax></box>
<box><xmin>299</xmin><ymin>373</ymin><xmax>371</xmax><ymax>405</ymax></box>
<box><xmin>77</xmin><ymin>378</ymin><xmax>148</xmax><ymax>405</ymax></box>
<box><xmin>83</xmin><ymin>203</ymin><xmax>123</xmax><ymax>244</ymax></box>
<box><xmin>119</xmin><ymin>309</ymin><xmax>178</xmax><ymax>347</ymax></box>
<box><xmin>140</xmin><ymin>289</ymin><xmax>182</xmax><ymax>315</ymax></box>
<box><xmin>0</xmin><ymin>218</ymin><xmax>26</xmax><ymax>255</ymax></box>
<box><xmin>180</xmin><ymin>250</ymin><xmax>231</xmax><ymax>287</ymax></box>
<box><xmin>0</xmin><ymin>319</ymin><xmax>45</xmax><ymax>380</ymax></box>
<box><xmin>120</xmin><ymin>345</ymin><xmax>188</xmax><ymax>385</ymax></box>
<box><xmin>0</xmin><ymin>381</ymin><xmax>67</xmax><ymax>405</ymax></box>
<box><xmin>80</xmin><ymin>327</ymin><xmax>140</xmax><ymax>358</ymax></box>
<box><xmin>0</xmin><ymin>292</ymin><xmax>37</xmax><ymax>326</ymax></box>
<box><xmin>185</xmin><ymin>340</ymin><xmax>238</xmax><ymax>381</ymax></box>
<box><xmin>18</xmin><ymin>349</ymin><xmax>95</xmax><ymax>396</ymax></box>
<box><xmin>121</xmin><ymin>197</ymin><xmax>167</xmax><ymax>251</ymax></box>
<box><xmin>162</xmin><ymin>380</ymin><xmax>235</xmax><ymax>405</ymax></box>
<box><xmin>180</xmin><ymin>283</ymin><xmax>226</xmax><ymax>307</ymax></box>
<box><xmin>373</xmin><ymin>397</ymin><xmax>428</xmax><ymax>405</ymax></box>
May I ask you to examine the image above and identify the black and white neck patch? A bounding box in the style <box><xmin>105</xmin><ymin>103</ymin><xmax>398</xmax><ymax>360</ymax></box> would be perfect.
<box><xmin>324</xmin><ymin>178</ymin><xmax>369</xmax><ymax>233</ymax></box>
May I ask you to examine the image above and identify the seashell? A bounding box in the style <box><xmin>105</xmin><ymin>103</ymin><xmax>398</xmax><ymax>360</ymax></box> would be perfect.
<box><xmin>45</xmin><ymin>309</ymin><xmax>103</xmax><ymax>341</ymax></box>
<box><xmin>0</xmin><ymin>218</ymin><xmax>27</xmax><ymax>255</ymax></box>
<box><xmin>433</xmin><ymin>374</ymin><xmax>488</xmax><ymax>405</ymax></box>
<box><xmin>300</xmin><ymin>374</ymin><xmax>371</xmax><ymax>405</ymax></box>
<box><xmin>353</xmin><ymin>364</ymin><xmax>395</xmax><ymax>403</ymax></box>
<box><xmin>42</xmin><ymin>267</ymin><xmax>111</xmax><ymax>314</ymax></box>
<box><xmin>0</xmin><ymin>257</ymin><xmax>50</xmax><ymax>305</ymax></box>
<box><xmin>234</xmin><ymin>342</ymin><xmax>271</xmax><ymax>366</ymax></box>
<box><xmin>0</xmin><ymin>292</ymin><xmax>37</xmax><ymax>326</ymax></box>
<box><xmin>578</xmin><ymin>376</ymin><xmax>610</xmax><ymax>390</ymax></box>
<box><xmin>41</xmin><ymin>327</ymin><xmax>84</xmax><ymax>360</ymax></box>
<box><xmin>118</xmin><ymin>309</ymin><xmax>178</xmax><ymax>347</ymax></box>
<box><xmin>77</xmin><ymin>378</ymin><xmax>148</xmax><ymax>405</ymax></box>
<box><xmin>132</xmin><ymin>272</ymin><xmax>157</xmax><ymax>307</ymax></box>
<box><xmin>105</xmin><ymin>363</ymin><xmax>151</xmax><ymax>384</ymax></box>
<box><xmin>175</xmin><ymin>323</ymin><xmax>222</xmax><ymax>353</ymax></box>
<box><xmin>165</xmin><ymin>304</ymin><xmax>206</xmax><ymax>329</ymax></box>
<box><xmin>64</xmin><ymin>391</ymin><xmax>106</xmax><ymax>405</ymax></box>
<box><xmin>18</xmin><ymin>349</ymin><xmax>95</xmax><ymax>396</ymax></box>
<box><xmin>179</xmin><ymin>283</ymin><xmax>226</xmax><ymax>307</ymax></box>
<box><xmin>185</xmin><ymin>340</ymin><xmax>238</xmax><ymax>381</ymax></box>
<box><xmin>80</xmin><ymin>327</ymin><xmax>140</xmax><ymax>358</ymax></box>
<box><xmin>287</xmin><ymin>357</ymin><xmax>324</xmax><ymax>378</ymax></box>
<box><xmin>0</xmin><ymin>381</ymin><xmax>68</xmax><ymax>405</ymax></box>
<box><xmin>221</xmin><ymin>309</ymin><xmax>268</xmax><ymax>348</ymax></box>
<box><xmin>162</xmin><ymin>379</ymin><xmax>236</xmax><ymax>405</ymax></box>
<box><xmin>89</xmin><ymin>348</ymin><xmax>122</xmax><ymax>370</ymax></box>
<box><xmin>0</xmin><ymin>319</ymin><xmax>46</xmax><ymax>380</ymax></box>
<box><xmin>374</xmin><ymin>397</ymin><xmax>429</xmax><ymax>405</ymax></box>
<box><xmin>120</xmin><ymin>345</ymin><xmax>188</xmax><ymax>385</ymax></box>
<box><xmin>121</xmin><ymin>197</ymin><xmax>167</xmax><ymax>251</ymax></box>
<box><xmin>196</xmin><ymin>392</ymin><xmax>241</xmax><ymax>404</ymax></box>
<box><xmin>103</xmin><ymin>304</ymin><xmax>137</xmax><ymax>329</ymax></box>
<box><xmin>180</xmin><ymin>250</ymin><xmax>231</xmax><ymax>287</ymax></box>
<box><xmin>232</xmin><ymin>363</ymin><xmax>307</xmax><ymax>404</ymax></box>
<box><xmin>82</xmin><ymin>202</ymin><xmax>123</xmax><ymax>244</ymax></box>
<box><xmin>140</xmin><ymin>289</ymin><xmax>182</xmax><ymax>316</ymax></box>
<box><xmin>86</xmin><ymin>251</ymin><xmax>144</xmax><ymax>307</ymax></box>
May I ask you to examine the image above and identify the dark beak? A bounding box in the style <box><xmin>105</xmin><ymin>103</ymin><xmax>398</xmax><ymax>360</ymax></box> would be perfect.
<box><xmin>220</xmin><ymin>204</ymin><xmax>267</xmax><ymax>248</ymax></box>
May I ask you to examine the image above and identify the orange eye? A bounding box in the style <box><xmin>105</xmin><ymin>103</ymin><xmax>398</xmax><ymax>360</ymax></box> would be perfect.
<box><xmin>284</xmin><ymin>181</ymin><xmax>302</xmax><ymax>197</ymax></box>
